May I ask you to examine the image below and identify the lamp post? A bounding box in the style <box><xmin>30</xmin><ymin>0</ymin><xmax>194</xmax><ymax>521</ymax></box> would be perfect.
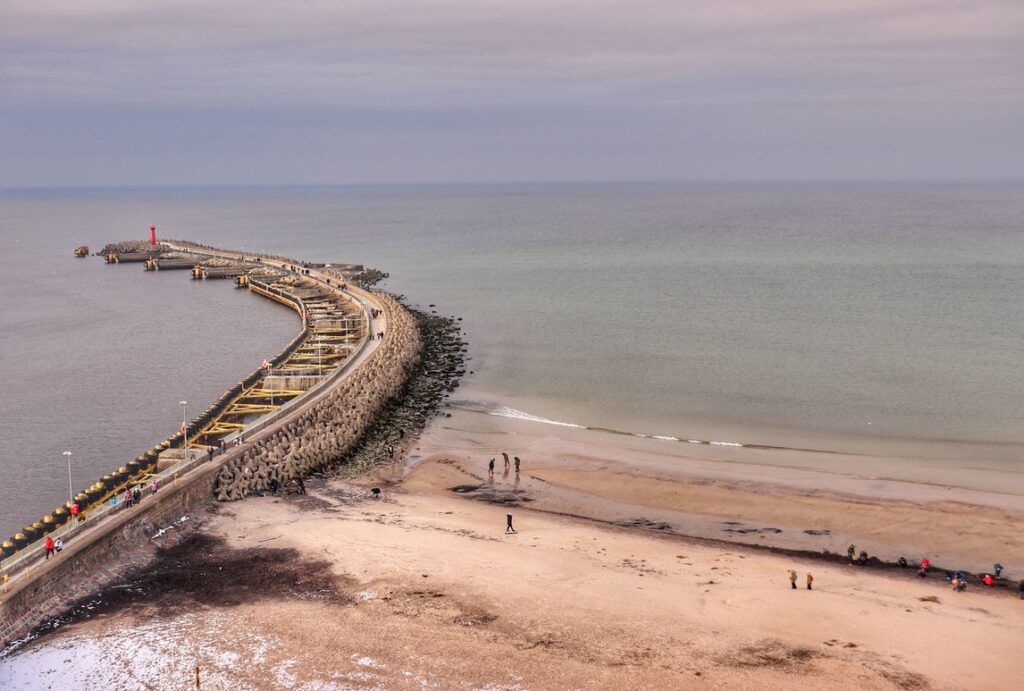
<box><xmin>180</xmin><ymin>400</ymin><xmax>188</xmax><ymax>460</ymax></box>
<box><xmin>62</xmin><ymin>451</ymin><xmax>73</xmax><ymax>505</ymax></box>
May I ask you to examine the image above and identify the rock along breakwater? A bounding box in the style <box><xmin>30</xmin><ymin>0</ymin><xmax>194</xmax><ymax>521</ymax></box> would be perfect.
<box><xmin>214</xmin><ymin>290</ymin><xmax>422</xmax><ymax>500</ymax></box>
<box><xmin>1</xmin><ymin>238</ymin><xmax>465</xmax><ymax>649</ymax></box>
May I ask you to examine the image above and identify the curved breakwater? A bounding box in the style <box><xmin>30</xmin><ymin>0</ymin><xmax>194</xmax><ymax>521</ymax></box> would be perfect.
<box><xmin>1</xmin><ymin>239</ymin><xmax>425</xmax><ymax>570</ymax></box>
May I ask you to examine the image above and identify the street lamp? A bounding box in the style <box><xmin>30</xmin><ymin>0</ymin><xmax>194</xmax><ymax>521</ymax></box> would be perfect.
<box><xmin>180</xmin><ymin>400</ymin><xmax>188</xmax><ymax>459</ymax></box>
<box><xmin>62</xmin><ymin>451</ymin><xmax>73</xmax><ymax>505</ymax></box>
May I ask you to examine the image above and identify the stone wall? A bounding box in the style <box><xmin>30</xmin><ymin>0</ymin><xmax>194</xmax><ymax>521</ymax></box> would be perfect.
<box><xmin>0</xmin><ymin>466</ymin><xmax>215</xmax><ymax>648</ymax></box>
<box><xmin>213</xmin><ymin>292</ymin><xmax>421</xmax><ymax>500</ymax></box>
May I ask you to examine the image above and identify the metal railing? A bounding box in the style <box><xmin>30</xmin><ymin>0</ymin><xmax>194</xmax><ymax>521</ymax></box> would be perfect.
<box><xmin>1</xmin><ymin>247</ymin><xmax>377</xmax><ymax>582</ymax></box>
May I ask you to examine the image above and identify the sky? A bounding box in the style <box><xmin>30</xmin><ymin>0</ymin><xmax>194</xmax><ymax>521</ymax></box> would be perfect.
<box><xmin>2</xmin><ymin>0</ymin><xmax>1023</xmax><ymax>186</ymax></box>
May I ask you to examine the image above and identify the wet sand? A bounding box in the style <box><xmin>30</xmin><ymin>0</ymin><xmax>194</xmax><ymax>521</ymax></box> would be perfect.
<box><xmin>414</xmin><ymin>409</ymin><xmax>1024</xmax><ymax>573</ymax></box>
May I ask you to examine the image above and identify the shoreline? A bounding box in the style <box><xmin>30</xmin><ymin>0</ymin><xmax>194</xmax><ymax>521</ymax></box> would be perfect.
<box><xmin>411</xmin><ymin>407</ymin><xmax>1024</xmax><ymax>574</ymax></box>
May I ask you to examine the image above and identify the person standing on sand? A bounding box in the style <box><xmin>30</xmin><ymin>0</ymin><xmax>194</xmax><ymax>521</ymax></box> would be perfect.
<box><xmin>488</xmin><ymin>458</ymin><xmax>495</xmax><ymax>475</ymax></box>
<box><xmin>514</xmin><ymin>457</ymin><xmax>520</xmax><ymax>473</ymax></box>
<box><xmin>506</xmin><ymin>514</ymin><xmax>516</xmax><ymax>534</ymax></box>
<box><xmin>847</xmin><ymin>545</ymin><xmax>855</xmax><ymax>563</ymax></box>
<box><xmin>806</xmin><ymin>573</ymin><xmax>814</xmax><ymax>590</ymax></box>
<box><xmin>789</xmin><ymin>570</ymin><xmax>798</xmax><ymax>589</ymax></box>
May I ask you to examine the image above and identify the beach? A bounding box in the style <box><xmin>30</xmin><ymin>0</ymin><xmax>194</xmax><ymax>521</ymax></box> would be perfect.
<box><xmin>418</xmin><ymin>408</ymin><xmax>1024</xmax><ymax>573</ymax></box>
<box><xmin>4</xmin><ymin>410</ymin><xmax>1023</xmax><ymax>689</ymax></box>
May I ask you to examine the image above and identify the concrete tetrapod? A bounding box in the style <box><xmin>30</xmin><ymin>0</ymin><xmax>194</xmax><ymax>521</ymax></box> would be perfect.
<box><xmin>214</xmin><ymin>293</ymin><xmax>421</xmax><ymax>501</ymax></box>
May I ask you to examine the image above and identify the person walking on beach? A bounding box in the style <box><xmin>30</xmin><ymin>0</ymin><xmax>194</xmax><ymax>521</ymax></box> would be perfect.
<box><xmin>983</xmin><ymin>574</ymin><xmax>995</xmax><ymax>587</ymax></box>
<box><xmin>488</xmin><ymin>458</ymin><xmax>495</xmax><ymax>475</ymax></box>
<box><xmin>806</xmin><ymin>573</ymin><xmax>814</xmax><ymax>590</ymax></box>
<box><xmin>514</xmin><ymin>457</ymin><xmax>521</xmax><ymax>473</ymax></box>
<box><xmin>44</xmin><ymin>535</ymin><xmax>55</xmax><ymax>560</ymax></box>
<box><xmin>847</xmin><ymin>545</ymin><xmax>856</xmax><ymax>563</ymax></box>
<box><xmin>506</xmin><ymin>514</ymin><xmax>516</xmax><ymax>534</ymax></box>
<box><xmin>994</xmin><ymin>563</ymin><xmax>1003</xmax><ymax>578</ymax></box>
<box><xmin>503</xmin><ymin>453</ymin><xmax>510</xmax><ymax>471</ymax></box>
<box><xmin>789</xmin><ymin>569</ymin><xmax>798</xmax><ymax>589</ymax></box>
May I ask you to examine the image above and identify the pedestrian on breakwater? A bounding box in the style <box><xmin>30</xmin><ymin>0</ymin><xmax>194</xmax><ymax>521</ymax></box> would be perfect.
<box><xmin>2</xmin><ymin>574</ymin><xmax>8</xmax><ymax>593</ymax></box>
<box><xmin>150</xmin><ymin>480</ymin><xmax>159</xmax><ymax>496</ymax></box>
<box><xmin>506</xmin><ymin>514</ymin><xmax>516</xmax><ymax>534</ymax></box>
<box><xmin>124</xmin><ymin>489</ymin><xmax>133</xmax><ymax>508</ymax></box>
<box><xmin>54</xmin><ymin>537</ymin><xmax>63</xmax><ymax>553</ymax></box>
<box><xmin>70</xmin><ymin>502</ymin><xmax>81</xmax><ymax>522</ymax></box>
<box><xmin>806</xmin><ymin>573</ymin><xmax>814</xmax><ymax>590</ymax></box>
<box><xmin>132</xmin><ymin>486</ymin><xmax>142</xmax><ymax>506</ymax></box>
<box><xmin>789</xmin><ymin>570</ymin><xmax>798</xmax><ymax>589</ymax></box>
<box><xmin>44</xmin><ymin>536</ymin><xmax>55</xmax><ymax>560</ymax></box>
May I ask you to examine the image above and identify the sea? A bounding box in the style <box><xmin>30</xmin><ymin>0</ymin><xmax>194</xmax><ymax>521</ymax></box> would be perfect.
<box><xmin>1</xmin><ymin>182</ymin><xmax>1022</xmax><ymax>537</ymax></box>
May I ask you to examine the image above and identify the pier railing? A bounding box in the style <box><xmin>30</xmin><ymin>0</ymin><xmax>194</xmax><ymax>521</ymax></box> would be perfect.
<box><xmin>1</xmin><ymin>248</ymin><xmax>375</xmax><ymax>581</ymax></box>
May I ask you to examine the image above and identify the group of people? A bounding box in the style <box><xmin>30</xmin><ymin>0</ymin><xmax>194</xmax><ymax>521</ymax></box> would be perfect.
<box><xmin>118</xmin><ymin>480</ymin><xmax>159</xmax><ymax>509</ymax></box>
<box><xmin>43</xmin><ymin>535</ymin><xmax>64</xmax><ymax>560</ymax></box>
<box><xmin>483</xmin><ymin>453</ymin><xmax>523</xmax><ymax>535</ymax></box>
<box><xmin>788</xmin><ymin>569</ymin><xmax>813</xmax><ymax>590</ymax></box>
<box><xmin>848</xmin><ymin>544</ymin><xmax>1022</xmax><ymax>596</ymax></box>
<box><xmin>488</xmin><ymin>452</ymin><xmax>521</xmax><ymax>475</ymax></box>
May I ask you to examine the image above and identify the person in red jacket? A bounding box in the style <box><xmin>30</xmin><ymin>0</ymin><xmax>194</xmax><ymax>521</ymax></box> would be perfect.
<box><xmin>44</xmin><ymin>536</ymin><xmax>55</xmax><ymax>560</ymax></box>
<box><xmin>982</xmin><ymin>574</ymin><xmax>995</xmax><ymax>587</ymax></box>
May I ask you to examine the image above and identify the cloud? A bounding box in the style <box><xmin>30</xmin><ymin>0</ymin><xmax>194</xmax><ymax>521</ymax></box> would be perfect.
<box><xmin>1</xmin><ymin>0</ymin><xmax>1022</xmax><ymax>184</ymax></box>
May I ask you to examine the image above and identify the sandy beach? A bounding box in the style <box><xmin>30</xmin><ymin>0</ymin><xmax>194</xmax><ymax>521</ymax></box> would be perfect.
<box><xmin>4</xmin><ymin>410</ymin><xmax>1023</xmax><ymax>690</ymax></box>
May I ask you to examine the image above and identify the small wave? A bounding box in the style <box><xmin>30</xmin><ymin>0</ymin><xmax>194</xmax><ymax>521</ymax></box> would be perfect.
<box><xmin>487</xmin><ymin>406</ymin><xmax>586</xmax><ymax>429</ymax></box>
<box><xmin>480</xmin><ymin>404</ymin><xmax>745</xmax><ymax>447</ymax></box>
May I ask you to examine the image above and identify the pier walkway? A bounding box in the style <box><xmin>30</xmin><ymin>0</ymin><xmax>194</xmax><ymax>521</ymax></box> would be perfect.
<box><xmin>0</xmin><ymin>243</ymin><xmax>390</xmax><ymax>596</ymax></box>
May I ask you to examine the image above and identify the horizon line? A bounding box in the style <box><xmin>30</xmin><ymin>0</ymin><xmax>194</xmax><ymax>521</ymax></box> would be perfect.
<box><xmin>3</xmin><ymin>176</ymin><xmax>1023</xmax><ymax>192</ymax></box>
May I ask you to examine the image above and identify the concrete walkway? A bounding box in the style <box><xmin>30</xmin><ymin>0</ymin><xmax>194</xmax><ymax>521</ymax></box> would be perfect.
<box><xmin>1</xmin><ymin>244</ymin><xmax>389</xmax><ymax>592</ymax></box>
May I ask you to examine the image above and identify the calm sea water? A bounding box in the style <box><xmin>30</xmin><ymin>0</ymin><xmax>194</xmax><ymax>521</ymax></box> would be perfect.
<box><xmin>1</xmin><ymin>182</ymin><xmax>1022</xmax><ymax>535</ymax></box>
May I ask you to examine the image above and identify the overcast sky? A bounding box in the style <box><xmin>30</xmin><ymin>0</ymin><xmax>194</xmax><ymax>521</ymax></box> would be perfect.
<box><xmin>2</xmin><ymin>0</ymin><xmax>1023</xmax><ymax>186</ymax></box>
